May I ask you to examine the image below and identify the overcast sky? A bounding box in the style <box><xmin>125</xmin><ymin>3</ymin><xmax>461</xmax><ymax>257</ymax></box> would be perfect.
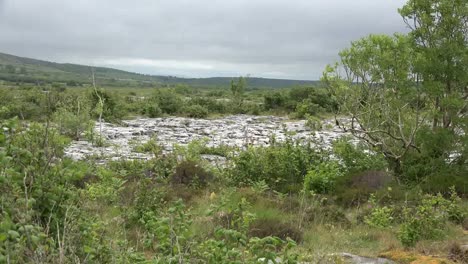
<box><xmin>0</xmin><ymin>0</ymin><xmax>408</xmax><ymax>80</ymax></box>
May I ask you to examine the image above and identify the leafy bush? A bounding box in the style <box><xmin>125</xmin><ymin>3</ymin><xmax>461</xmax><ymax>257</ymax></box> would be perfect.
<box><xmin>139</xmin><ymin>199</ymin><xmax>193</xmax><ymax>261</ymax></box>
<box><xmin>227</xmin><ymin>140</ymin><xmax>321</xmax><ymax>193</ymax></box>
<box><xmin>86</xmin><ymin>168</ymin><xmax>126</xmax><ymax>203</ymax></box>
<box><xmin>90</xmin><ymin>88</ymin><xmax>126</xmax><ymax>122</ymax></box>
<box><xmin>364</xmin><ymin>195</ymin><xmax>394</xmax><ymax>228</ymax></box>
<box><xmin>151</xmin><ymin>89</ymin><xmax>183</xmax><ymax>114</ymax></box>
<box><xmin>398</xmin><ymin>193</ymin><xmax>461</xmax><ymax>247</ymax></box>
<box><xmin>184</xmin><ymin>104</ymin><xmax>209</xmax><ymax>118</ymax></box>
<box><xmin>303</xmin><ymin>161</ymin><xmax>343</xmax><ymax>194</ymax></box>
<box><xmin>52</xmin><ymin>105</ymin><xmax>94</xmax><ymax>140</ymax></box>
<box><xmin>294</xmin><ymin>99</ymin><xmax>324</xmax><ymax>118</ymax></box>
<box><xmin>171</xmin><ymin>160</ymin><xmax>213</xmax><ymax>188</ymax></box>
<box><xmin>263</xmin><ymin>92</ymin><xmax>287</xmax><ymax>110</ymax></box>
<box><xmin>144</xmin><ymin>103</ymin><xmax>162</xmax><ymax>118</ymax></box>
<box><xmin>333</xmin><ymin>139</ymin><xmax>388</xmax><ymax>173</ymax></box>
<box><xmin>190</xmin><ymin>97</ymin><xmax>228</xmax><ymax>114</ymax></box>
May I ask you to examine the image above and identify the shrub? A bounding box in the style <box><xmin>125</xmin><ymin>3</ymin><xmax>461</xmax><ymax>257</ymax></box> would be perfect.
<box><xmin>294</xmin><ymin>99</ymin><xmax>324</xmax><ymax>118</ymax></box>
<box><xmin>263</xmin><ymin>92</ymin><xmax>286</xmax><ymax>110</ymax></box>
<box><xmin>304</xmin><ymin>115</ymin><xmax>323</xmax><ymax>130</ymax></box>
<box><xmin>364</xmin><ymin>195</ymin><xmax>394</xmax><ymax>228</ymax></box>
<box><xmin>303</xmin><ymin>160</ymin><xmax>343</xmax><ymax>194</ymax></box>
<box><xmin>190</xmin><ymin>97</ymin><xmax>227</xmax><ymax>114</ymax></box>
<box><xmin>334</xmin><ymin>171</ymin><xmax>393</xmax><ymax>207</ymax></box>
<box><xmin>398</xmin><ymin>193</ymin><xmax>459</xmax><ymax>247</ymax></box>
<box><xmin>86</xmin><ymin>168</ymin><xmax>126</xmax><ymax>203</ymax></box>
<box><xmin>333</xmin><ymin>139</ymin><xmax>388</xmax><ymax>173</ymax></box>
<box><xmin>447</xmin><ymin>187</ymin><xmax>467</xmax><ymax>225</ymax></box>
<box><xmin>171</xmin><ymin>160</ymin><xmax>213</xmax><ymax>188</ymax></box>
<box><xmin>227</xmin><ymin>140</ymin><xmax>320</xmax><ymax>193</ymax></box>
<box><xmin>145</xmin><ymin>104</ymin><xmax>162</xmax><ymax>118</ymax></box>
<box><xmin>184</xmin><ymin>104</ymin><xmax>209</xmax><ymax>118</ymax></box>
<box><xmin>152</xmin><ymin>89</ymin><xmax>183</xmax><ymax>114</ymax></box>
<box><xmin>90</xmin><ymin>89</ymin><xmax>125</xmax><ymax>122</ymax></box>
<box><xmin>52</xmin><ymin>106</ymin><xmax>94</xmax><ymax>140</ymax></box>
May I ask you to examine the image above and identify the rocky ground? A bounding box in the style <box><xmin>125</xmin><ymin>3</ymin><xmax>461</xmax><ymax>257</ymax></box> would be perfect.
<box><xmin>65</xmin><ymin>115</ymin><xmax>355</xmax><ymax>162</ymax></box>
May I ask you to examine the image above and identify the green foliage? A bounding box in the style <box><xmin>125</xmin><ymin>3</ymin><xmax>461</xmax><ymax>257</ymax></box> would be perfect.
<box><xmin>251</xmin><ymin>180</ymin><xmax>270</xmax><ymax>194</ymax></box>
<box><xmin>324</xmin><ymin>0</ymin><xmax>467</xmax><ymax>181</ymax></box>
<box><xmin>333</xmin><ymin>139</ymin><xmax>388</xmax><ymax>173</ymax></box>
<box><xmin>196</xmin><ymin>228</ymin><xmax>298</xmax><ymax>263</ymax></box>
<box><xmin>90</xmin><ymin>88</ymin><xmax>125</xmax><ymax>122</ymax></box>
<box><xmin>262</xmin><ymin>87</ymin><xmax>337</xmax><ymax>117</ymax></box>
<box><xmin>145</xmin><ymin>103</ymin><xmax>163</xmax><ymax>118</ymax></box>
<box><xmin>150</xmin><ymin>89</ymin><xmax>183</xmax><ymax>115</ymax></box>
<box><xmin>140</xmin><ymin>199</ymin><xmax>193</xmax><ymax>261</ymax></box>
<box><xmin>52</xmin><ymin>103</ymin><xmax>94</xmax><ymax>140</ymax></box>
<box><xmin>208</xmin><ymin>193</ymin><xmax>256</xmax><ymax>233</ymax></box>
<box><xmin>0</xmin><ymin>119</ymin><xmax>88</xmax><ymax>261</ymax></box>
<box><xmin>227</xmin><ymin>139</ymin><xmax>321</xmax><ymax>192</ymax></box>
<box><xmin>133</xmin><ymin>136</ymin><xmax>163</xmax><ymax>155</ymax></box>
<box><xmin>171</xmin><ymin>160</ymin><xmax>213</xmax><ymax>188</ymax></box>
<box><xmin>263</xmin><ymin>91</ymin><xmax>287</xmax><ymax>110</ymax></box>
<box><xmin>398</xmin><ymin>192</ymin><xmax>464</xmax><ymax>247</ymax></box>
<box><xmin>364</xmin><ymin>194</ymin><xmax>394</xmax><ymax>228</ymax></box>
<box><xmin>304</xmin><ymin>115</ymin><xmax>323</xmax><ymax>130</ymax></box>
<box><xmin>230</xmin><ymin>76</ymin><xmax>246</xmax><ymax>106</ymax></box>
<box><xmin>303</xmin><ymin>161</ymin><xmax>343</xmax><ymax>194</ymax></box>
<box><xmin>86</xmin><ymin>168</ymin><xmax>126</xmax><ymax>203</ymax></box>
<box><xmin>295</xmin><ymin>99</ymin><xmax>324</xmax><ymax>118</ymax></box>
<box><xmin>184</xmin><ymin>104</ymin><xmax>209</xmax><ymax>118</ymax></box>
<box><xmin>0</xmin><ymin>0</ymin><xmax>466</xmax><ymax>260</ymax></box>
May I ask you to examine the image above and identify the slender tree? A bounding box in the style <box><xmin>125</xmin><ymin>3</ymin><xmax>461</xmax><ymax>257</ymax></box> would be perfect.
<box><xmin>323</xmin><ymin>0</ymin><xmax>467</xmax><ymax>176</ymax></box>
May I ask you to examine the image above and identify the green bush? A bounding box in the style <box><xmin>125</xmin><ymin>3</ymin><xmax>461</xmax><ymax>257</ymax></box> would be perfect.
<box><xmin>303</xmin><ymin>161</ymin><xmax>343</xmax><ymax>194</ymax></box>
<box><xmin>333</xmin><ymin>139</ymin><xmax>388</xmax><ymax>173</ymax></box>
<box><xmin>190</xmin><ymin>97</ymin><xmax>228</xmax><ymax>114</ymax></box>
<box><xmin>364</xmin><ymin>194</ymin><xmax>393</xmax><ymax>228</ymax></box>
<box><xmin>184</xmin><ymin>104</ymin><xmax>209</xmax><ymax>118</ymax></box>
<box><xmin>90</xmin><ymin>88</ymin><xmax>126</xmax><ymax>122</ymax></box>
<box><xmin>398</xmin><ymin>193</ymin><xmax>461</xmax><ymax>247</ymax></box>
<box><xmin>144</xmin><ymin>104</ymin><xmax>162</xmax><ymax>118</ymax></box>
<box><xmin>171</xmin><ymin>160</ymin><xmax>213</xmax><ymax>188</ymax></box>
<box><xmin>227</xmin><ymin>140</ymin><xmax>321</xmax><ymax>193</ymax></box>
<box><xmin>52</xmin><ymin>106</ymin><xmax>94</xmax><ymax>140</ymax></box>
<box><xmin>151</xmin><ymin>89</ymin><xmax>183</xmax><ymax>114</ymax></box>
<box><xmin>263</xmin><ymin>92</ymin><xmax>287</xmax><ymax>110</ymax></box>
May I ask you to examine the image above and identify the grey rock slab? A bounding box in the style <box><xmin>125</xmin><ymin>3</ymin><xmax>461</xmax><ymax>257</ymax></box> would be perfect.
<box><xmin>340</xmin><ymin>253</ymin><xmax>396</xmax><ymax>264</ymax></box>
<box><xmin>65</xmin><ymin>115</ymin><xmax>353</xmax><ymax>162</ymax></box>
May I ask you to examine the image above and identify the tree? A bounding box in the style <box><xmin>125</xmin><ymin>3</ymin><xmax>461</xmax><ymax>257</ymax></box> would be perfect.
<box><xmin>230</xmin><ymin>76</ymin><xmax>246</xmax><ymax>107</ymax></box>
<box><xmin>323</xmin><ymin>0</ymin><xmax>467</xmax><ymax>178</ymax></box>
<box><xmin>399</xmin><ymin>0</ymin><xmax>467</xmax><ymax>131</ymax></box>
<box><xmin>323</xmin><ymin>34</ymin><xmax>421</xmax><ymax>174</ymax></box>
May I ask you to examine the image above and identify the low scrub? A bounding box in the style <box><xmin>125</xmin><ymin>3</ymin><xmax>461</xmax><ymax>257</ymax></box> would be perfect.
<box><xmin>227</xmin><ymin>140</ymin><xmax>321</xmax><ymax>193</ymax></box>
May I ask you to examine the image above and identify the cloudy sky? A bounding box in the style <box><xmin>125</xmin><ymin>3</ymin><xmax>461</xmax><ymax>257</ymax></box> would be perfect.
<box><xmin>0</xmin><ymin>0</ymin><xmax>408</xmax><ymax>80</ymax></box>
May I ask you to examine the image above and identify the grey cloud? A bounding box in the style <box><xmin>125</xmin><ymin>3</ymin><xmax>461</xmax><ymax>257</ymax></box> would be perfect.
<box><xmin>0</xmin><ymin>0</ymin><xmax>408</xmax><ymax>80</ymax></box>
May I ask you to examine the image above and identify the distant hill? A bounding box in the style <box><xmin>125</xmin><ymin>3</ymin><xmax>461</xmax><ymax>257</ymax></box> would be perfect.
<box><xmin>0</xmin><ymin>52</ymin><xmax>319</xmax><ymax>88</ymax></box>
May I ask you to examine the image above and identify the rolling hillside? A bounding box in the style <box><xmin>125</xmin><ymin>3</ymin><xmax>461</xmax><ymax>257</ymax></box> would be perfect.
<box><xmin>0</xmin><ymin>52</ymin><xmax>318</xmax><ymax>88</ymax></box>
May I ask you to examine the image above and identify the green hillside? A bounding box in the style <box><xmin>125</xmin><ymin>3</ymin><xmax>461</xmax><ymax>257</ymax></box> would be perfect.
<box><xmin>0</xmin><ymin>52</ymin><xmax>318</xmax><ymax>88</ymax></box>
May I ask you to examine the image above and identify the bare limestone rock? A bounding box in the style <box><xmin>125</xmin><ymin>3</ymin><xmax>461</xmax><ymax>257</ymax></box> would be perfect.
<box><xmin>65</xmin><ymin>115</ymin><xmax>355</xmax><ymax>162</ymax></box>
